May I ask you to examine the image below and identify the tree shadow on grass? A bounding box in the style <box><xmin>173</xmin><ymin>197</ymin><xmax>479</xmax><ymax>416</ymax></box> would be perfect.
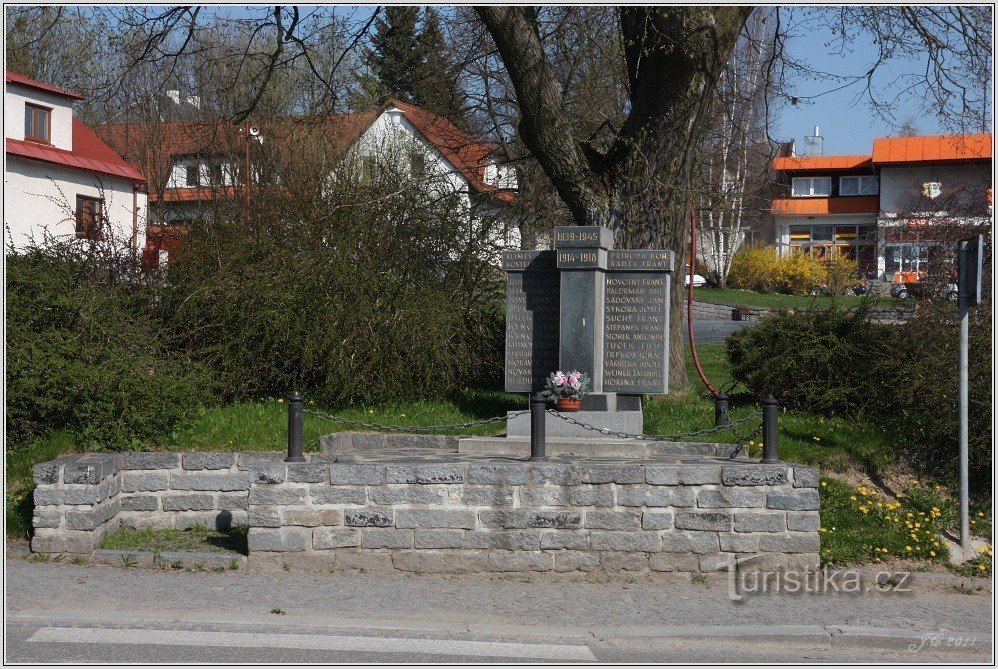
<box><xmin>202</xmin><ymin>523</ymin><xmax>249</xmax><ymax>555</ymax></box>
<box><xmin>450</xmin><ymin>388</ymin><xmax>526</xmax><ymax>419</ymax></box>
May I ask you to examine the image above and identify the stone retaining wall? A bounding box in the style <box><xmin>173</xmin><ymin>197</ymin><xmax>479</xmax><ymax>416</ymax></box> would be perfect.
<box><xmin>247</xmin><ymin>460</ymin><xmax>820</xmax><ymax>574</ymax></box>
<box><xmin>31</xmin><ymin>453</ymin><xmax>821</xmax><ymax>575</ymax></box>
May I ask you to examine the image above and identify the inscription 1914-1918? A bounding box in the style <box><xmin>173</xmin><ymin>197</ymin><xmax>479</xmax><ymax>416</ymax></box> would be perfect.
<box><xmin>503</xmin><ymin>251</ymin><xmax>560</xmax><ymax>392</ymax></box>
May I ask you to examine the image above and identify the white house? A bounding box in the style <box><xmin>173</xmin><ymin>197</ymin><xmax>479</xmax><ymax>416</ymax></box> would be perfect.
<box><xmin>4</xmin><ymin>71</ymin><xmax>147</xmax><ymax>253</ymax></box>
<box><xmin>99</xmin><ymin>100</ymin><xmax>519</xmax><ymax>265</ymax></box>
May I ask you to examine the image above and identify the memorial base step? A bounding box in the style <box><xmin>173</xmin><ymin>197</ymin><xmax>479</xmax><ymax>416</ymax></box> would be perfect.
<box><xmin>457</xmin><ymin>437</ymin><xmax>745</xmax><ymax>459</ymax></box>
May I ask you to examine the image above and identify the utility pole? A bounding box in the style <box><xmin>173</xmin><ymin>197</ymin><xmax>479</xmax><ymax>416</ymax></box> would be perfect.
<box><xmin>956</xmin><ymin>234</ymin><xmax>983</xmax><ymax>551</ymax></box>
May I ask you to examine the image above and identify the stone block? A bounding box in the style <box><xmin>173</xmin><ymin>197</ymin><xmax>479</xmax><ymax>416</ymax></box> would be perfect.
<box><xmin>162</xmin><ymin>494</ymin><xmax>215</xmax><ymax>512</ymax></box>
<box><xmin>519</xmin><ymin>487</ymin><xmax>569</xmax><ymax>507</ymax></box>
<box><xmin>65</xmin><ymin>500</ymin><xmax>117</xmax><ymax>531</ymax></box>
<box><xmin>649</xmin><ymin>553</ymin><xmax>699</xmax><ymax>572</ymax></box>
<box><xmin>766</xmin><ymin>490</ymin><xmax>820</xmax><ymax>511</ymax></box>
<box><xmin>584</xmin><ymin>511</ymin><xmax>641</xmax><ymax>530</ymax></box>
<box><xmin>362</xmin><ymin>528</ymin><xmax>413</xmax><ymax>549</ymax></box>
<box><xmin>255</xmin><ymin>466</ymin><xmax>287</xmax><ymax>484</ymax></box>
<box><xmin>786</xmin><ymin>512</ymin><xmax>821</xmax><ymax>532</ymax></box>
<box><xmin>675</xmin><ymin>511</ymin><xmax>731</xmax><ymax>532</ymax></box>
<box><xmin>395</xmin><ymin>509</ymin><xmax>476</xmax><ymax>529</ymax></box>
<box><xmin>34</xmin><ymin>487</ymin><xmax>99</xmax><ymax>506</ymax></box>
<box><xmin>464</xmin><ymin>530</ymin><xmax>540</xmax><ymax>551</ymax></box>
<box><xmin>328</xmin><ymin>464</ymin><xmax>384</xmax><ymax>485</ymax></box>
<box><xmin>589</xmin><ymin>531</ymin><xmax>661</xmax><ymax>552</ymax></box>
<box><xmin>248</xmin><ymin>506</ymin><xmax>282</xmax><ymax>528</ymax></box>
<box><xmin>121</xmin><ymin>452</ymin><xmax>180</xmax><ymax>470</ymax></box>
<box><xmin>386</xmin><ymin>464</ymin><xmax>464</xmax><ymax>485</ymax></box>
<box><xmin>312</xmin><ymin>527</ymin><xmax>360</xmax><ymax>549</ymax></box>
<box><xmin>792</xmin><ymin>467</ymin><xmax>820</xmax><ymax>488</ymax></box>
<box><xmin>392</xmin><ymin>550</ymin><xmax>487</xmax><ymax>574</ymax></box>
<box><xmin>182</xmin><ymin>453</ymin><xmax>236</xmax><ymax>470</ymax></box>
<box><xmin>33</xmin><ymin>462</ymin><xmax>60</xmax><ymax>485</ymax></box>
<box><xmin>553</xmin><ymin>551</ymin><xmax>599</xmax><ymax>573</ymax></box>
<box><xmin>527</xmin><ymin>511</ymin><xmax>582</xmax><ymax>529</ymax></box>
<box><xmin>527</xmin><ymin>463</ymin><xmax>580</xmax><ymax>486</ymax></box>
<box><xmin>247</xmin><ymin>487</ymin><xmax>308</xmax><ymax>506</ymax></box>
<box><xmin>236</xmin><ymin>453</ymin><xmax>285</xmax><ymax>471</ymax></box>
<box><xmin>661</xmin><ymin>531</ymin><xmax>719</xmax><ymax>554</ymax></box>
<box><xmin>699</xmin><ymin>553</ymin><xmax>732</xmax><ymax>572</ymax></box>
<box><xmin>31</xmin><ymin>530</ymin><xmax>97</xmax><ymax>554</ymax></box>
<box><xmin>309</xmin><ymin>486</ymin><xmax>366</xmax><ymax>506</ymax></box>
<box><xmin>540</xmin><ymin>530</ymin><xmax>590</xmax><ymax>550</ymax></box>
<box><xmin>648</xmin><ymin>465</ymin><xmax>722</xmax><ymax>485</ymax></box>
<box><xmin>248</xmin><ymin>527</ymin><xmax>310</xmax><ymax>552</ymax></box>
<box><xmin>598</xmin><ymin>551</ymin><xmax>649</xmax><ymax>572</ymax></box>
<box><xmin>580</xmin><ymin>464</ymin><xmax>643</xmax><ymax>484</ymax></box>
<box><xmin>171</xmin><ymin>473</ymin><xmax>252</xmax><ymax>492</ymax></box>
<box><xmin>697</xmin><ymin>488</ymin><xmax>765</xmax><ymax>509</ymax></box>
<box><xmin>458</xmin><ymin>486</ymin><xmax>514</xmax><ymax>507</ymax></box>
<box><xmin>486</xmin><ymin>550</ymin><xmax>553</xmax><ymax>572</ymax></box>
<box><xmin>721</xmin><ymin>465</ymin><xmax>789</xmax><ymax>486</ymax></box>
<box><xmin>478</xmin><ymin>510</ymin><xmax>529</xmax><ymax>529</ymax></box>
<box><xmin>287</xmin><ymin>464</ymin><xmax>327</xmax><ymax>484</ymax></box>
<box><xmin>282</xmin><ymin>508</ymin><xmax>343</xmax><ymax>527</ymax></box>
<box><xmin>344</xmin><ymin>510</ymin><xmax>394</xmax><ymax>527</ymax></box>
<box><xmin>616</xmin><ymin>486</ymin><xmax>695</xmax><ymax>508</ymax></box>
<box><xmin>121</xmin><ymin>495</ymin><xmax>159</xmax><ymax>511</ymax></box>
<box><xmin>719</xmin><ymin>533</ymin><xmax>760</xmax><ymax>553</ymax></box>
<box><xmin>414</xmin><ymin>529</ymin><xmax>465</xmax><ymax>549</ymax></box>
<box><xmin>759</xmin><ymin>533</ymin><xmax>820</xmax><ymax>553</ymax></box>
<box><xmin>63</xmin><ymin>460</ymin><xmax>111</xmax><ymax>485</ymax></box>
<box><xmin>119</xmin><ymin>512</ymin><xmax>174</xmax><ymax>530</ymax></box>
<box><xmin>367</xmin><ymin>486</ymin><xmax>447</xmax><ymax>506</ymax></box>
<box><xmin>465</xmin><ymin>464</ymin><xmax>528</xmax><ymax>486</ymax></box>
<box><xmin>641</xmin><ymin>511</ymin><xmax>675</xmax><ymax>530</ymax></box>
<box><xmin>216</xmin><ymin>493</ymin><xmax>249</xmax><ymax>510</ymax></box>
<box><xmin>179</xmin><ymin>510</ymin><xmax>245</xmax><ymax>530</ymax></box>
<box><xmin>32</xmin><ymin>508</ymin><xmax>62</xmax><ymax>529</ymax></box>
<box><xmin>121</xmin><ymin>472</ymin><xmax>170</xmax><ymax>493</ymax></box>
<box><xmin>569</xmin><ymin>485</ymin><xmax>614</xmax><ymax>507</ymax></box>
<box><xmin>733</xmin><ymin>512</ymin><xmax>785</xmax><ymax>533</ymax></box>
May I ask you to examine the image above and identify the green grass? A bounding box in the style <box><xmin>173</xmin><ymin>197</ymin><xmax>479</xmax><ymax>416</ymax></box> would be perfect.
<box><xmin>694</xmin><ymin>287</ymin><xmax>901</xmax><ymax>310</ymax></box>
<box><xmin>6</xmin><ymin>430</ymin><xmax>81</xmax><ymax>542</ymax></box>
<box><xmin>100</xmin><ymin>524</ymin><xmax>248</xmax><ymax>555</ymax></box>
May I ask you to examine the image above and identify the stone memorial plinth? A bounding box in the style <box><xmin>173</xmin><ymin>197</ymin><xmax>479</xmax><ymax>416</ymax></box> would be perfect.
<box><xmin>503</xmin><ymin>226</ymin><xmax>674</xmax><ymax>440</ymax></box>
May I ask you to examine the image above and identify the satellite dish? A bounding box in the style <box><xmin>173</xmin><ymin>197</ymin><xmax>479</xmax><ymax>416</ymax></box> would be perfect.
<box><xmin>249</xmin><ymin>126</ymin><xmax>261</xmax><ymax>136</ymax></box>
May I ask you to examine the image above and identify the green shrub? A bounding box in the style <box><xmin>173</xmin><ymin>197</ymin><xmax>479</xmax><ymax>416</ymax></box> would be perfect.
<box><xmin>5</xmin><ymin>243</ymin><xmax>212</xmax><ymax>450</ymax></box>
<box><xmin>727</xmin><ymin>302</ymin><xmax>992</xmax><ymax>493</ymax></box>
<box><xmin>157</xmin><ymin>161</ymin><xmax>505</xmax><ymax>406</ymax></box>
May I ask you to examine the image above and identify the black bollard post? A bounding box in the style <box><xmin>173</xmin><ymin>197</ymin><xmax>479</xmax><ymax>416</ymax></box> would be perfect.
<box><xmin>529</xmin><ymin>392</ymin><xmax>547</xmax><ymax>461</ymax></box>
<box><xmin>760</xmin><ymin>394</ymin><xmax>780</xmax><ymax>464</ymax></box>
<box><xmin>714</xmin><ymin>391</ymin><xmax>730</xmax><ymax>427</ymax></box>
<box><xmin>285</xmin><ymin>391</ymin><xmax>306</xmax><ymax>463</ymax></box>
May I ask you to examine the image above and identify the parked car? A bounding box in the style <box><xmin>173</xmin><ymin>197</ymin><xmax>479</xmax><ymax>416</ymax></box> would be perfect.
<box><xmin>890</xmin><ymin>269</ymin><xmax>957</xmax><ymax>300</ymax></box>
<box><xmin>685</xmin><ymin>266</ymin><xmax>707</xmax><ymax>287</ymax></box>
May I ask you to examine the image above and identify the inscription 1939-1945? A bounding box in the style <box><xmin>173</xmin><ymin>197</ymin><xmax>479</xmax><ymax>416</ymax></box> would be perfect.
<box><xmin>503</xmin><ymin>251</ymin><xmax>560</xmax><ymax>392</ymax></box>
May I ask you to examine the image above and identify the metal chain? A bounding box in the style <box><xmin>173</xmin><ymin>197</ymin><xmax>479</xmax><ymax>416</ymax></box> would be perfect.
<box><xmin>545</xmin><ymin>409</ymin><xmax>763</xmax><ymax>443</ymax></box>
<box><xmin>302</xmin><ymin>407</ymin><xmax>527</xmax><ymax>433</ymax></box>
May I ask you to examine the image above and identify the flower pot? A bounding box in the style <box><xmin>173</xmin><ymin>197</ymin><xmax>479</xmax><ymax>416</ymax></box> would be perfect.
<box><xmin>556</xmin><ymin>397</ymin><xmax>581</xmax><ymax>412</ymax></box>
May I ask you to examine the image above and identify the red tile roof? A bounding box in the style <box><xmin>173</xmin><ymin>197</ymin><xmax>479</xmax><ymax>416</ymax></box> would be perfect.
<box><xmin>772</xmin><ymin>155</ymin><xmax>873</xmax><ymax>172</ymax></box>
<box><xmin>771</xmin><ymin>195</ymin><xmax>879</xmax><ymax>216</ymax></box>
<box><xmin>6</xmin><ymin>118</ymin><xmax>145</xmax><ymax>183</ymax></box>
<box><xmin>872</xmin><ymin>133</ymin><xmax>992</xmax><ymax>164</ymax></box>
<box><xmin>6</xmin><ymin>70</ymin><xmax>84</xmax><ymax>100</ymax></box>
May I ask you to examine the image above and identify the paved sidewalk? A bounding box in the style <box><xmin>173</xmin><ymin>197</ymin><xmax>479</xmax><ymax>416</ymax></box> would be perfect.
<box><xmin>5</xmin><ymin>553</ymin><xmax>992</xmax><ymax>662</ymax></box>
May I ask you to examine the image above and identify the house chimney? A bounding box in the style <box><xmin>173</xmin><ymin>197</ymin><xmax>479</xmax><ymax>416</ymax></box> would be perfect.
<box><xmin>803</xmin><ymin>124</ymin><xmax>824</xmax><ymax>157</ymax></box>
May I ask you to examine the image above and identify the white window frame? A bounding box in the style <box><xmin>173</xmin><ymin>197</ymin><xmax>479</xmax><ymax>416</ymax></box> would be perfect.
<box><xmin>839</xmin><ymin>175</ymin><xmax>879</xmax><ymax>196</ymax></box>
<box><xmin>791</xmin><ymin>176</ymin><xmax>831</xmax><ymax>197</ymax></box>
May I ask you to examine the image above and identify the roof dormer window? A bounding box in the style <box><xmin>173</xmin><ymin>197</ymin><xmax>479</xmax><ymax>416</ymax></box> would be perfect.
<box><xmin>24</xmin><ymin>102</ymin><xmax>51</xmax><ymax>143</ymax></box>
<box><xmin>791</xmin><ymin>176</ymin><xmax>830</xmax><ymax>197</ymax></box>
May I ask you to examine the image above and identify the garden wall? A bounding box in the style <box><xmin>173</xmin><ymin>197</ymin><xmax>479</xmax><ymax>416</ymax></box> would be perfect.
<box><xmin>31</xmin><ymin>453</ymin><xmax>821</xmax><ymax>575</ymax></box>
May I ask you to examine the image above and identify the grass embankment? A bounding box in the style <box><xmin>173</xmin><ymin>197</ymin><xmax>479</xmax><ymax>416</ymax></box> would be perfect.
<box><xmin>9</xmin><ymin>346</ymin><xmax>992</xmax><ymax>576</ymax></box>
<box><xmin>694</xmin><ymin>287</ymin><xmax>902</xmax><ymax>310</ymax></box>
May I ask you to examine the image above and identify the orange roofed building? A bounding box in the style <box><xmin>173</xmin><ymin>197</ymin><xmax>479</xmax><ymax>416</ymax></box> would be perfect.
<box><xmin>771</xmin><ymin>133</ymin><xmax>992</xmax><ymax>279</ymax></box>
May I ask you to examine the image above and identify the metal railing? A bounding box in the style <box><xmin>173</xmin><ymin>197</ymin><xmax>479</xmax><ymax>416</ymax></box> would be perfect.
<box><xmin>284</xmin><ymin>391</ymin><xmax>781</xmax><ymax>464</ymax></box>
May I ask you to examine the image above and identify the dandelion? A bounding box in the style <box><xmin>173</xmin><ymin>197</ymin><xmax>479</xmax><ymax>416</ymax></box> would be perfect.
<box><xmin>979</xmin><ymin>564</ymin><xmax>987</xmax><ymax>571</ymax></box>
<box><xmin>905</xmin><ymin>546</ymin><xmax>913</xmax><ymax>551</ymax></box>
<box><xmin>979</xmin><ymin>546</ymin><xmax>989</xmax><ymax>555</ymax></box>
<box><xmin>933</xmin><ymin>541</ymin><xmax>940</xmax><ymax>547</ymax></box>
<box><xmin>934</xmin><ymin>485</ymin><xmax>941</xmax><ymax>491</ymax></box>
<box><xmin>400</xmin><ymin>414</ymin><xmax>406</xmax><ymax>418</ymax></box>
<box><xmin>978</xmin><ymin>512</ymin><xmax>985</xmax><ymax>518</ymax></box>
<box><xmin>368</xmin><ymin>409</ymin><xmax>374</xmax><ymax>414</ymax></box>
<box><xmin>930</xmin><ymin>551</ymin><xmax>936</xmax><ymax>557</ymax></box>
<box><xmin>748</xmin><ymin>440</ymin><xmax>755</xmax><ymax>446</ymax></box>
<box><xmin>277</xmin><ymin>398</ymin><xmax>284</xmax><ymax>404</ymax></box>
<box><xmin>813</xmin><ymin>436</ymin><xmax>821</xmax><ymax>442</ymax></box>
<box><xmin>850</xmin><ymin>495</ymin><xmax>857</xmax><ymax>501</ymax></box>
<box><xmin>821</xmin><ymin>481</ymin><xmax>827</xmax><ymax>487</ymax></box>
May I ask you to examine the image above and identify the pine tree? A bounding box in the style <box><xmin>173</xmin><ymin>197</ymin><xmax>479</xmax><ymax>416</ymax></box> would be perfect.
<box><xmin>361</xmin><ymin>7</ymin><xmax>423</xmax><ymax>106</ymax></box>
<box><xmin>412</xmin><ymin>8</ymin><xmax>466</xmax><ymax>124</ymax></box>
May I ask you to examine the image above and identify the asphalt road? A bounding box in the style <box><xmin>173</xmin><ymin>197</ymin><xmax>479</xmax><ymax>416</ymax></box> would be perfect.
<box><xmin>6</xmin><ymin>553</ymin><xmax>993</xmax><ymax>663</ymax></box>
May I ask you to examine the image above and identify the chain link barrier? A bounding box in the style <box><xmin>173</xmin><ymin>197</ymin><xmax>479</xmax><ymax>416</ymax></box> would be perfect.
<box><xmin>546</xmin><ymin>410</ymin><xmax>763</xmax><ymax>444</ymax></box>
<box><xmin>303</xmin><ymin>405</ymin><xmax>761</xmax><ymax>444</ymax></box>
<box><xmin>302</xmin><ymin>407</ymin><xmax>527</xmax><ymax>433</ymax></box>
